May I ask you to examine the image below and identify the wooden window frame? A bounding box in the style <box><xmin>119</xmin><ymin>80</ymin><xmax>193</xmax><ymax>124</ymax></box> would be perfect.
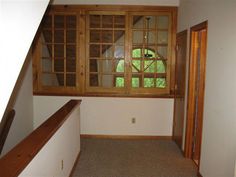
<box><xmin>32</xmin><ymin>5</ymin><xmax>177</xmax><ymax>98</ymax></box>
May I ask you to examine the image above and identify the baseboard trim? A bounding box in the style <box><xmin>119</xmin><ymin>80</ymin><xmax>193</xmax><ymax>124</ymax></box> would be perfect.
<box><xmin>81</xmin><ymin>134</ymin><xmax>172</xmax><ymax>140</ymax></box>
<box><xmin>69</xmin><ymin>151</ymin><xmax>81</xmax><ymax>177</ymax></box>
<box><xmin>197</xmin><ymin>171</ymin><xmax>203</xmax><ymax>177</ymax></box>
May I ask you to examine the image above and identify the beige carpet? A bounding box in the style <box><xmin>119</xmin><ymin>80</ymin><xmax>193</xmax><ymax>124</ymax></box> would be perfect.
<box><xmin>72</xmin><ymin>138</ymin><xmax>197</xmax><ymax>177</ymax></box>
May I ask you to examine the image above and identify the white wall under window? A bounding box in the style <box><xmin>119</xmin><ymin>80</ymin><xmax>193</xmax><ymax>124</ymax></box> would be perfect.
<box><xmin>34</xmin><ymin>96</ymin><xmax>174</xmax><ymax>136</ymax></box>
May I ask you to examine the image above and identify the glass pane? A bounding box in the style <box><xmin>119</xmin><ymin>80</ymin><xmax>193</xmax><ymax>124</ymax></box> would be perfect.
<box><xmin>66</xmin><ymin>30</ymin><xmax>76</xmax><ymax>43</ymax></box>
<box><xmin>158</xmin><ymin>31</ymin><xmax>168</xmax><ymax>44</ymax></box>
<box><xmin>66</xmin><ymin>15</ymin><xmax>76</xmax><ymax>28</ymax></box>
<box><xmin>90</xmin><ymin>15</ymin><xmax>101</xmax><ymax>28</ymax></box>
<box><xmin>54</xmin><ymin>30</ymin><xmax>64</xmax><ymax>43</ymax></box>
<box><xmin>157</xmin><ymin>46</ymin><xmax>167</xmax><ymax>59</ymax></box>
<box><xmin>132</xmin><ymin>77</ymin><xmax>140</xmax><ymax>88</ymax></box>
<box><xmin>102</xmin><ymin>60</ymin><xmax>112</xmax><ymax>73</ymax></box>
<box><xmin>90</xmin><ymin>59</ymin><xmax>98</xmax><ymax>72</ymax></box>
<box><xmin>132</xmin><ymin>60</ymin><xmax>141</xmax><ymax>72</ymax></box>
<box><xmin>90</xmin><ymin>30</ymin><xmax>101</xmax><ymax>43</ymax></box>
<box><xmin>102</xmin><ymin>30</ymin><xmax>113</xmax><ymax>43</ymax></box>
<box><xmin>54</xmin><ymin>15</ymin><xmax>64</xmax><ymax>28</ymax></box>
<box><xmin>42</xmin><ymin>30</ymin><xmax>52</xmax><ymax>43</ymax></box>
<box><xmin>42</xmin><ymin>73</ymin><xmax>62</xmax><ymax>86</ymax></box>
<box><xmin>115</xmin><ymin>77</ymin><xmax>124</xmax><ymax>87</ymax></box>
<box><xmin>42</xmin><ymin>15</ymin><xmax>52</xmax><ymax>28</ymax></box>
<box><xmin>54</xmin><ymin>44</ymin><xmax>64</xmax><ymax>57</ymax></box>
<box><xmin>66</xmin><ymin>45</ymin><xmax>76</xmax><ymax>58</ymax></box>
<box><xmin>54</xmin><ymin>59</ymin><xmax>64</xmax><ymax>72</ymax></box>
<box><xmin>101</xmin><ymin>74</ymin><xmax>113</xmax><ymax>88</ymax></box>
<box><xmin>157</xmin><ymin>16</ymin><xmax>169</xmax><ymax>29</ymax></box>
<box><xmin>102</xmin><ymin>15</ymin><xmax>113</xmax><ymax>28</ymax></box>
<box><xmin>66</xmin><ymin>59</ymin><xmax>76</xmax><ymax>72</ymax></box>
<box><xmin>146</xmin><ymin>31</ymin><xmax>156</xmax><ymax>44</ymax></box>
<box><xmin>90</xmin><ymin>45</ymin><xmax>100</xmax><ymax>57</ymax></box>
<box><xmin>66</xmin><ymin>74</ymin><xmax>76</xmax><ymax>86</ymax></box>
<box><xmin>157</xmin><ymin>60</ymin><xmax>166</xmax><ymax>73</ymax></box>
<box><xmin>102</xmin><ymin>45</ymin><xmax>113</xmax><ymax>58</ymax></box>
<box><xmin>144</xmin><ymin>60</ymin><xmax>155</xmax><ymax>73</ymax></box>
<box><xmin>156</xmin><ymin>78</ymin><xmax>166</xmax><ymax>88</ymax></box>
<box><xmin>133</xmin><ymin>16</ymin><xmax>144</xmax><ymax>28</ymax></box>
<box><xmin>116</xmin><ymin>60</ymin><xmax>124</xmax><ymax>72</ymax></box>
<box><xmin>42</xmin><ymin>59</ymin><xmax>52</xmax><ymax>72</ymax></box>
<box><xmin>144</xmin><ymin>78</ymin><xmax>155</xmax><ymax>87</ymax></box>
<box><xmin>42</xmin><ymin>44</ymin><xmax>52</xmax><ymax>58</ymax></box>
<box><xmin>114</xmin><ymin>15</ymin><xmax>125</xmax><ymax>28</ymax></box>
<box><xmin>145</xmin><ymin>16</ymin><xmax>156</xmax><ymax>29</ymax></box>
<box><xmin>132</xmin><ymin>48</ymin><xmax>142</xmax><ymax>58</ymax></box>
<box><xmin>144</xmin><ymin>48</ymin><xmax>155</xmax><ymax>58</ymax></box>
<box><xmin>90</xmin><ymin>74</ymin><xmax>98</xmax><ymax>86</ymax></box>
<box><xmin>133</xmin><ymin>31</ymin><xmax>143</xmax><ymax>44</ymax></box>
<box><xmin>114</xmin><ymin>30</ymin><xmax>125</xmax><ymax>44</ymax></box>
<box><xmin>114</xmin><ymin>46</ymin><xmax>124</xmax><ymax>58</ymax></box>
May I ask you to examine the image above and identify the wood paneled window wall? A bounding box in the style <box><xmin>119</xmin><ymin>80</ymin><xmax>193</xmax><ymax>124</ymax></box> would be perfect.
<box><xmin>33</xmin><ymin>5</ymin><xmax>177</xmax><ymax>97</ymax></box>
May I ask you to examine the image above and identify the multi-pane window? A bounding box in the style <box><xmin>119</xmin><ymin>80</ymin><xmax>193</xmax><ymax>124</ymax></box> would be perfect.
<box><xmin>87</xmin><ymin>13</ymin><xmax>126</xmax><ymax>91</ymax></box>
<box><xmin>130</xmin><ymin>48</ymin><xmax>166</xmax><ymax>88</ymax></box>
<box><xmin>33</xmin><ymin>6</ymin><xmax>176</xmax><ymax>96</ymax></box>
<box><xmin>39</xmin><ymin>13</ymin><xmax>77</xmax><ymax>88</ymax></box>
<box><xmin>130</xmin><ymin>14</ymin><xmax>170</xmax><ymax>92</ymax></box>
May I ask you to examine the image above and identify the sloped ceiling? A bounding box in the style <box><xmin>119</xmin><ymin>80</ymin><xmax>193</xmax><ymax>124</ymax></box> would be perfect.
<box><xmin>0</xmin><ymin>1</ymin><xmax>50</xmax><ymax>122</ymax></box>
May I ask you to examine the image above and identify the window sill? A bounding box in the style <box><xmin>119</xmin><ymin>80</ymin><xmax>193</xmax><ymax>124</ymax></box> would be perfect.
<box><xmin>33</xmin><ymin>91</ymin><xmax>174</xmax><ymax>98</ymax></box>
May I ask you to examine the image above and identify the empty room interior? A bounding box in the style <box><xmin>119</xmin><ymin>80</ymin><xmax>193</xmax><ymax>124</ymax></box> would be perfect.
<box><xmin>0</xmin><ymin>0</ymin><xmax>236</xmax><ymax>177</ymax></box>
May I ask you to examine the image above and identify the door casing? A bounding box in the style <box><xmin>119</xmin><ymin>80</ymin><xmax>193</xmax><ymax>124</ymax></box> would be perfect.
<box><xmin>184</xmin><ymin>21</ymin><xmax>208</xmax><ymax>168</ymax></box>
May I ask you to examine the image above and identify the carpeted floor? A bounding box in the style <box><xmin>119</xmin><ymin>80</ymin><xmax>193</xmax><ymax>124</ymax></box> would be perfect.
<box><xmin>72</xmin><ymin>138</ymin><xmax>197</xmax><ymax>177</ymax></box>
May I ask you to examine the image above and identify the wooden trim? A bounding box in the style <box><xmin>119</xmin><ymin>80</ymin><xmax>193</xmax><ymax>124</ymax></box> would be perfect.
<box><xmin>197</xmin><ymin>171</ymin><xmax>203</xmax><ymax>177</ymax></box>
<box><xmin>0</xmin><ymin>109</ymin><xmax>15</xmax><ymax>155</ymax></box>
<box><xmin>184</xmin><ymin>21</ymin><xmax>207</xmax><ymax>165</ymax></box>
<box><xmin>190</xmin><ymin>21</ymin><xmax>207</xmax><ymax>31</ymax></box>
<box><xmin>81</xmin><ymin>134</ymin><xmax>172</xmax><ymax>140</ymax></box>
<box><xmin>50</xmin><ymin>5</ymin><xmax>178</xmax><ymax>12</ymax></box>
<box><xmin>0</xmin><ymin>100</ymin><xmax>81</xmax><ymax>177</ymax></box>
<box><xmin>69</xmin><ymin>151</ymin><xmax>81</xmax><ymax>177</ymax></box>
<box><xmin>34</xmin><ymin>92</ymin><xmax>175</xmax><ymax>98</ymax></box>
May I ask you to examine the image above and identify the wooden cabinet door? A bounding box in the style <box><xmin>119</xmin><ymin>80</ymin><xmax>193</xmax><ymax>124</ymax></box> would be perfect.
<box><xmin>173</xmin><ymin>30</ymin><xmax>187</xmax><ymax>150</ymax></box>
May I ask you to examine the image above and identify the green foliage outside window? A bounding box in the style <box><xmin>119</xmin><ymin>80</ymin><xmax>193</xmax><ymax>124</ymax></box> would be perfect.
<box><xmin>115</xmin><ymin>48</ymin><xmax>166</xmax><ymax>88</ymax></box>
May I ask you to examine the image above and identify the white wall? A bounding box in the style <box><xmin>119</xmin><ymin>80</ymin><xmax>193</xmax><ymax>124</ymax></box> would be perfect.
<box><xmin>34</xmin><ymin>96</ymin><xmax>174</xmax><ymax>136</ymax></box>
<box><xmin>1</xmin><ymin>54</ymin><xmax>34</xmax><ymax>157</ymax></box>
<box><xmin>0</xmin><ymin>0</ymin><xmax>49</xmax><ymax>122</ymax></box>
<box><xmin>178</xmin><ymin>0</ymin><xmax>236</xmax><ymax>177</ymax></box>
<box><xmin>53</xmin><ymin>0</ymin><xmax>179</xmax><ymax>6</ymax></box>
<box><xmin>19</xmin><ymin>105</ymin><xmax>80</xmax><ymax>177</ymax></box>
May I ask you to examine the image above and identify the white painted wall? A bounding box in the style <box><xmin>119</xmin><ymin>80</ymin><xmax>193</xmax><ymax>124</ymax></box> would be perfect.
<box><xmin>1</xmin><ymin>53</ymin><xmax>34</xmax><ymax>157</ymax></box>
<box><xmin>178</xmin><ymin>0</ymin><xmax>236</xmax><ymax>177</ymax></box>
<box><xmin>34</xmin><ymin>96</ymin><xmax>174</xmax><ymax>136</ymax></box>
<box><xmin>53</xmin><ymin>0</ymin><xmax>179</xmax><ymax>6</ymax></box>
<box><xmin>0</xmin><ymin>0</ymin><xmax>49</xmax><ymax>122</ymax></box>
<box><xmin>19</xmin><ymin>105</ymin><xmax>80</xmax><ymax>177</ymax></box>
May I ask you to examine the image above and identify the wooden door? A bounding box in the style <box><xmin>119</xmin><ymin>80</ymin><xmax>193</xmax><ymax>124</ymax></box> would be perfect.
<box><xmin>173</xmin><ymin>30</ymin><xmax>187</xmax><ymax>149</ymax></box>
<box><xmin>185</xmin><ymin>21</ymin><xmax>207</xmax><ymax>167</ymax></box>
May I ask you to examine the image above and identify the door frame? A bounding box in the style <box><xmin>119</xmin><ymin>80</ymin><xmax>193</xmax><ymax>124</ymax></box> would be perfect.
<box><xmin>184</xmin><ymin>21</ymin><xmax>208</xmax><ymax>167</ymax></box>
<box><xmin>172</xmin><ymin>30</ymin><xmax>188</xmax><ymax>150</ymax></box>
